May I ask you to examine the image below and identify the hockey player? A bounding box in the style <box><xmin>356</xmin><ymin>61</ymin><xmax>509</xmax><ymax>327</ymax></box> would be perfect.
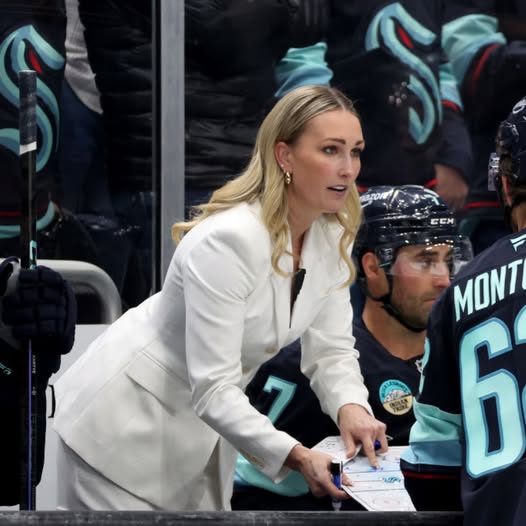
<box><xmin>232</xmin><ymin>184</ymin><xmax>472</xmax><ymax>510</ymax></box>
<box><xmin>401</xmin><ymin>96</ymin><xmax>526</xmax><ymax>525</ymax></box>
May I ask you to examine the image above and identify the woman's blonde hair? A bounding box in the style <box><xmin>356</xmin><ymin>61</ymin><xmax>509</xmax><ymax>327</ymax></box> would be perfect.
<box><xmin>172</xmin><ymin>85</ymin><xmax>362</xmax><ymax>285</ymax></box>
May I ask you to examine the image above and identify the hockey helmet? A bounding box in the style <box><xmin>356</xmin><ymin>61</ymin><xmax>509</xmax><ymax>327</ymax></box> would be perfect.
<box><xmin>489</xmin><ymin>96</ymin><xmax>526</xmax><ymax>204</ymax></box>
<box><xmin>353</xmin><ymin>185</ymin><xmax>472</xmax><ymax>278</ymax></box>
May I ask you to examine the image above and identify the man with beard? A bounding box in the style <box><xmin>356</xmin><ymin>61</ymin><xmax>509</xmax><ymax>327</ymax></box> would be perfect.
<box><xmin>231</xmin><ymin>184</ymin><xmax>472</xmax><ymax>510</ymax></box>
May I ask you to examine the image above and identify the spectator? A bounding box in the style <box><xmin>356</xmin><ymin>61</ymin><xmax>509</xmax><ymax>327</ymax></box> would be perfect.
<box><xmin>282</xmin><ymin>1</ymin><xmax>475</xmax><ymax>211</ymax></box>
<box><xmin>78</xmin><ymin>0</ymin><xmax>152</xmax><ymax>308</ymax></box>
<box><xmin>59</xmin><ymin>0</ymin><xmax>127</xmax><ymax>321</ymax></box>
<box><xmin>0</xmin><ymin>0</ymin><xmax>66</xmax><ymax>257</ymax></box>
<box><xmin>185</xmin><ymin>0</ymin><xmax>331</xmax><ymax>209</ymax></box>
<box><xmin>452</xmin><ymin>0</ymin><xmax>526</xmax><ymax>254</ymax></box>
<box><xmin>0</xmin><ymin>0</ymin><xmax>105</xmax><ymax>314</ymax></box>
<box><xmin>60</xmin><ymin>0</ymin><xmax>108</xmax><ymax>218</ymax></box>
<box><xmin>76</xmin><ymin>0</ymin><xmax>331</xmax><ymax>307</ymax></box>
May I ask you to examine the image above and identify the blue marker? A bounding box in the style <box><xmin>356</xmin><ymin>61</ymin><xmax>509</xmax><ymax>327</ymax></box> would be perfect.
<box><xmin>330</xmin><ymin>458</ymin><xmax>343</xmax><ymax>512</ymax></box>
<box><xmin>375</xmin><ymin>434</ymin><xmax>393</xmax><ymax>450</ymax></box>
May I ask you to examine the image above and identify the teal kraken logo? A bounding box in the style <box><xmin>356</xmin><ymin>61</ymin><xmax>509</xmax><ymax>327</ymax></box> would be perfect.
<box><xmin>365</xmin><ymin>3</ymin><xmax>441</xmax><ymax>145</ymax></box>
<box><xmin>0</xmin><ymin>25</ymin><xmax>64</xmax><ymax>172</ymax></box>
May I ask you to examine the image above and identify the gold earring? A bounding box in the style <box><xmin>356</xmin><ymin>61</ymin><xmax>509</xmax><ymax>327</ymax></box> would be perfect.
<box><xmin>284</xmin><ymin>171</ymin><xmax>292</xmax><ymax>185</ymax></box>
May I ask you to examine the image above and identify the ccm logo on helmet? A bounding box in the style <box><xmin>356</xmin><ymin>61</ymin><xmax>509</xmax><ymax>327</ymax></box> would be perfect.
<box><xmin>429</xmin><ymin>217</ymin><xmax>455</xmax><ymax>226</ymax></box>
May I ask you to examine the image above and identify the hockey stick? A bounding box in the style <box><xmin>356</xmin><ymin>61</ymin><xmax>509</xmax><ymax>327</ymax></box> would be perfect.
<box><xmin>18</xmin><ymin>69</ymin><xmax>38</xmax><ymax>510</ymax></box>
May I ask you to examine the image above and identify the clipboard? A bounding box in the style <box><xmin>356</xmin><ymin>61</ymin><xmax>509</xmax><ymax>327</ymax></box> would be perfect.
<box><xmin>313</xmin><ymin>436</ymin><xmax>415</xmax><ymax>512</ymax></box>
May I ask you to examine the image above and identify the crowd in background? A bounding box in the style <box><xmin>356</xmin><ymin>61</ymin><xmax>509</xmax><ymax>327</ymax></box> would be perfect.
<box><xmin>0</xmin><ymin>0</ymin><xmax>524</xmax><ymax>317</ymax></box>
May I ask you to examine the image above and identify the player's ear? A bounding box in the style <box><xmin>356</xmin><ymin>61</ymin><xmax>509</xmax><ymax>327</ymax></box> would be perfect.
<box><xmin>362</xmin><ymin>252</ymin><xmax>389</xmax><ymax>297</ymax></box>
<box><xmin>362</xmin><ymin>252</ymin><xmax>382</xmax><ymax>279</ymax></box>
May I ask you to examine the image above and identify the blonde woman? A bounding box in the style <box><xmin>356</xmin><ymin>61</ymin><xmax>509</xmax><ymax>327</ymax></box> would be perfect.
<box><xmin>53</xmin><ymin>85</ymin><xmax>387</xmax><ymax>511</ymax></box>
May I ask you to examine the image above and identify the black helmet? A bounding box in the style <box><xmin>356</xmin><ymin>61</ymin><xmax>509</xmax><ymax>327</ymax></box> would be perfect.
<box><xmin>490</xmin><ymin>96</ymin><xmax>526</xmax><ymax>207</ymax></box>
<box><xmin>352</xmin><ymin>185</ymin><xmax>472</xmax><ymax>332</ymax></box>
<box><xmin>353</xmin><ymin>185</ymin><xmax>470</xmax><ymax>278</ymax></box>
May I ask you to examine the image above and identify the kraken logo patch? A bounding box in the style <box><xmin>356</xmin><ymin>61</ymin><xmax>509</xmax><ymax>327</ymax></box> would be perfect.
<box><xmin>379</xmin><ymin>379</ymin><xmax>413</xmax><ymax>415</ymax></box>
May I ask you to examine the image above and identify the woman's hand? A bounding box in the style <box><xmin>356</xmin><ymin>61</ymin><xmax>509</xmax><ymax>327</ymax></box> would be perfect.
<box><xmin>284</xmin><ymin>444</ymin><xmax>350</xmax><ymax>499</ymax></box>
<box><xmin>338</xmin><ymin>403</ymin><xmax>388</xmax><ymax>468</ymax></box>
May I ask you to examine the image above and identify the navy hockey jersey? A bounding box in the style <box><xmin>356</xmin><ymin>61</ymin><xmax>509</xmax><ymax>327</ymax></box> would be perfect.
<box><xmin>401</xmin><ymin>229</ymin><xmax>526</xmax><ymax>525</ymax></box>
<box><xmin>234</xmin><ymin>318</ymin><xmax>422</xmax><ymax>502</ymax></box>
<box><xmin>353</xmin><ymin>318</ymin><xmax>422</xmax><ymax>445</ymax></box>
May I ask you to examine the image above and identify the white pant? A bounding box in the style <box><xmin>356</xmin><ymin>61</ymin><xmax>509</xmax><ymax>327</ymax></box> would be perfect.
<box><xmin>56</xmin><ymin>438</ymin><xmax>156</xmax><ymax>510</ymax></box>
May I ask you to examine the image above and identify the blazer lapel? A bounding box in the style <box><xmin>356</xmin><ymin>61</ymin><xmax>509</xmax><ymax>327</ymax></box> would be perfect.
<box><xmin>270</xmin><ymin>232</ymin><xmax>294</xmax><ymax>349</ymax></box>
<box><xmin>270</xmin><ymin>217</ymin><xmax>342</xmax><ymax>343</ymax></box>
<box><xmin>290</xmin><ymin>218</ymin><xmax>336</xmax><ymax>331</ymax></box>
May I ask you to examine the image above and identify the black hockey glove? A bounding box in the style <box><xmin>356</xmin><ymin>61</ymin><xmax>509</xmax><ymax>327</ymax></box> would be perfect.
<box><xmin>1</xmin><ymin>261</ymin><xmax>76</xmax><ymax>361</ymax></box>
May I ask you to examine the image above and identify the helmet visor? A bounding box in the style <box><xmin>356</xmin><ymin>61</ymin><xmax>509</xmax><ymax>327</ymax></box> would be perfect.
<box><xmin>376</xmin><ymin>236</ymin><xmax>473</xmax><ymax>279</ymax></box>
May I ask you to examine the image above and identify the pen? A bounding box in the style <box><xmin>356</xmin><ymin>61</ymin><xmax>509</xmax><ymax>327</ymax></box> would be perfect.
<box><xmin>374</xmin><ymin>434</ymin><xmax>393</xmax><ymax>450</ymax></box>
<box><xmin>330</xmin><ymin>458</ymin><xmax>343</xmax><ymax>512</ymax></box>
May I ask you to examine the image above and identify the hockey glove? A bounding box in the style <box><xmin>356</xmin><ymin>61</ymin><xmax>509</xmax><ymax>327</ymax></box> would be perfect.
<box><xmin>1</xmin><ymin>261</ymin><xmax>76</xmax><ymax>360</ymax></box>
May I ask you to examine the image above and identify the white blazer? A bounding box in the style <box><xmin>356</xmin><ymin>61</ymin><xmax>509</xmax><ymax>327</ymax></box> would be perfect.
<box><xmin>54</xmin><ymin>201</ymin><xmax>371</xmax><ymax>510</ymax></box>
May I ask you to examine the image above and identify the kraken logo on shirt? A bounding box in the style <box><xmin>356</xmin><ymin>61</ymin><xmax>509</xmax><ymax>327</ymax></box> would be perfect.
<box><xmin>379</xmin><ymin>379</ymin><xmax>413</xmax><ymax>416</ymax></box>
<box><xmin>365</xmin><ymin>2</ymin><xmax>441</xmax><ymax>146</ymax></box>
<box><xmin>0</xmin><ymin>24</ymin><xmax>64</xmax><ymax>172</ymax></box>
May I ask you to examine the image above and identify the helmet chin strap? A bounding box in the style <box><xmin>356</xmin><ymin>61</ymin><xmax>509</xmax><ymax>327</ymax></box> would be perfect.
<box><xmin>380</xmin><ymin>299</ymin><xmax>426</xmax><ymax>333</ymax></box>
<box><xmin>362</xmin><ymin>275</ymin><xmax>426</xmax><ymax>333</ymax></box>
